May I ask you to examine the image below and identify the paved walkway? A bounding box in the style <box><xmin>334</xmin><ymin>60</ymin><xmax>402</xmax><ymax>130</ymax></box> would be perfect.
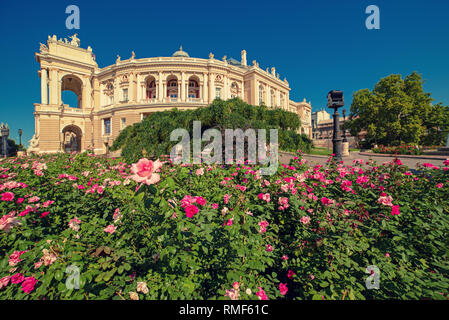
<box><xmin>279</xmin><ymin>152</ymin><xmax>448</xmax><ymax>169</ymax></box>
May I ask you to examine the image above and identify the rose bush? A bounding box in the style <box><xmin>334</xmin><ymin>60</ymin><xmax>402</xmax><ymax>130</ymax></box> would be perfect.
<box><xmin>1</xmin><ymin>151</ymin><xmax>448</xmax><ymax>300</ymax></box>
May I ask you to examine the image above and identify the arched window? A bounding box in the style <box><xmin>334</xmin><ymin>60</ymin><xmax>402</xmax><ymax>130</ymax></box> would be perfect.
<box><xmin>188</xmin><ymin>77</ymin><xmax>199</xmax><ymax>99</ymax></box>
<box><xmin>166</xmin><ymin>76</ymin><xmax>179</xmax><ymax>100</ymax></box>
<box><xmin>230</xmin><ymin>82</ymin><xmax>238</xmax><ymax>98</ymax></box>
<box><xmin>146</xmin><ymin>78</ymin><xmax>157</xmax><ymax>100</ymax></box>
<box><xmin>259</xmin><ymin>85</ymin><xmax>264</xmax><ymax>105</ymax></box>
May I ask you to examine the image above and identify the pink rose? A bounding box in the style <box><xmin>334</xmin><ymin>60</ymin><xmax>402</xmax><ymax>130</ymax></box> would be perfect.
<box><xmin>224</xmin><ymin>194</ymin><xmax>232</xmax><ymax>204</ymax></box>
<box><xmin>279</xmin><ymin>283</ymin><xmax>288</xmax><ymax>296</ymax></box>
<box><xmin>1</xmin><ymin>192</ymin><xmax>14</xmax><ymax>201</ymax></box>
<box><xmin>8</xmin><ymin>250</ymin><xmax>26</xmax><ymax>267</ymax></box>
<box><xmin>265</xmin><ymin>244</ymin><xmax>273</xmax><ymax>252</ymax></box>
<box><xmin>104</xmin><ymin>224</ymin><xmax>117</xmax><ymax>234</ymax></box>
<box><xmin>28</xmin><ymin>196</ymin><xmax>40</xmax><ymax>203</ymax></box>
<box><xmin>287</xmin><ymin>270</ymin><xmax>295</xmax><ymax>279</ymax></box>
<box><xmin>300</xmin><ymin>216</ymin><xmax>311</xmax><ymax>225</ymax></box>
<box><xmin>212</xmin><ymin>203</ymin><xmax>219</xmax><ymax>209</ymax></box>
<box><xmin>391</xmin><ymin>205</ymin><xmax>400</xmax><ymax>216</ymax></box>
<box><xmin>258</xmin><ymin>220</ymin><xmax>269</xmax><ymax>233</ymax></box>
<box><xmin>256</xmin><ymin>287</ymin><xmax>268</xmax><ymax>300</ymax></box>
<box><xmin>11</xmin><ymin>273</ymin><xmax>25</xmax><ymax>284</ymax></box>
<box><xmin>21</xmin><ymin>276</ymin><xmax>37</xmax><ymax>294</ymax></box>
<box><xmin>40</xmin><ymin>211</ymin><xmax>50</xmax><ymax>218</ymax></box>
<box><xmin>0</xmin><ymin>276</ymin><xmax>10</xmax><ymax>289</ymax></box>
<box><xmin>320</xmin><ymin>197</ymin><xmax>334</xmax><ymax>206</ymax></box>
<box><xmin>377</xmin><ymin>195</ymin><xmax>393</xmax><ymax>207</ymax></box>
<box><xmin>130</xmin><ymin>158</ymin><xmax>162</xmax><ymax>185</ymax></box>
<box><xmin>185</xmin><ymin>204</ymin><xmax>199</xmax><ymax>218</ymax></box>
<box><xmin>195</xmin><ymin>197</ymin><xmax>207</xmax><ymax>206</ymax></box>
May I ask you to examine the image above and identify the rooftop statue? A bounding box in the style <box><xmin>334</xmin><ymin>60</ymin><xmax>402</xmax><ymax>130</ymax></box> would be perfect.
<box><xmin>69</xmin><ymin>34</ymin><xmax>80</xmax><ymax>47</ymax></box>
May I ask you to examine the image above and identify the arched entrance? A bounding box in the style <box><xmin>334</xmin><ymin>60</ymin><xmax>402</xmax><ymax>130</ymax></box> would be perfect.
<box><xmin>62</xmin><ymin>125</ymin><xmax>82</xmax><ymax>153</ymax></box>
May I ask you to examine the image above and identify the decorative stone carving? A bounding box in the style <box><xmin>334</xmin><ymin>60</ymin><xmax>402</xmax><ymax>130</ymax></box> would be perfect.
<box><xmin>39</xmin><ymin>43</ymin><xmax>48</xmax><ymax>53</ymax></box>
<box><xmin>131</xmin><ymin>51</ymin><xmax>136</xmax><ymax>59</ymax></box>
<box><xmin>209</xmin><ymin>52</ymin><xmax>214</xmax><ymax>59</ymax></box>
<box><xmin>29</xmin><ymin>135</ymin><xmax>39</xmax><ymax>148</ymax></box>
<box><xmin>103</xmin><ymin>81</ymin><xmax>114</xmax><ymax>96</ymax></box>
<box><xmin>116</xmin><ymin>55</ymin><xmax>121</xmax><ymax>64</ymax></box>
<box><xmin>69</xmin><ymin>34</ymin><xmax>80</xmax><ymax>47</ymax></box>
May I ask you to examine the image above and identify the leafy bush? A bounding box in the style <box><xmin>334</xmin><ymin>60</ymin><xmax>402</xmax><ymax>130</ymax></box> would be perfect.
<box><xmin>1</xmin><ymin>152</ymin><xmax>449</xmax><ymax>300</ymax></box>
<box><xmin>111</xmin><ymin>98</ymin><xmax>312</xmax><ymax>163</ymax></box>
<box><xmin>372</xmin><ymin>144</ymin><xmax>422</xmax><ymax>155</ymax></box>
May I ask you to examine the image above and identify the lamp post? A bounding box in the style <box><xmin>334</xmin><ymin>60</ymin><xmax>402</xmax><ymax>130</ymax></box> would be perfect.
<box><xmin>18</xmin><ymin>129</ymin><xmax>23</xmax><ymax>146</ymax></box>
<box><xmin>327</xmin><ymin>90</ymin><xmax>344</xmax><ymax>162</ymax></box>
<box><xmin>342</xmin><ymin>109</ymin><xmax>347</xmax><ymax>143</ymax></box>
<box><xmin>1</xmin><ymin>123</ymin><xmax>10</xmax><ymax>158</ymax></box>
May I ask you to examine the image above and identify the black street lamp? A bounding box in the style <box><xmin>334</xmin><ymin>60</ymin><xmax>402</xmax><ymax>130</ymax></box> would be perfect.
<box><xmin>342</xmin><ymin>109</ymin><xmax>347</xmax><ymax>143</ymax></box>
<box><xmin>18</xmin><ymin>129</ymin><xmax>23</xmax><ymax>146</ymax></box>
<box><xmin>327</xmin><ymin>90</ymin><xmax>344</xmax><ymax>162</ymax></box>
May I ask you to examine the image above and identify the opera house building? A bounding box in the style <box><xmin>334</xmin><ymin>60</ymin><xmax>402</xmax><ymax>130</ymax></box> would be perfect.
<box><xmin>29</xmin><ymin>34</ymin><xmax>312</xmax><ymax>154</ymax></box>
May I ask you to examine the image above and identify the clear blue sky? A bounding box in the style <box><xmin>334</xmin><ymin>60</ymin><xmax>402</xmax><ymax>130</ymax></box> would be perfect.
<box><xmin>1</xmin><ymin>0</ymin><xmax>448</xmax><ymax>147</ymax></box>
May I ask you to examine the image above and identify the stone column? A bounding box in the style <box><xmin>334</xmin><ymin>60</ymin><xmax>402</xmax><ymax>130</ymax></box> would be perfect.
<box><xmin>255</xmin><ymin>80</ymin><xmax>259</xmax><ymax>105</ymax></box>
<box><xmin>82</xmin><ymin>77</ymin><xmax>92</xmax><ymax>109</ymax></box>
<box><xmin>265</xmin><ymin>85</ymin><xmax>270</xmax><ymax>107</ymax></box>
<box><xmin>113</xmin><ymin>77</ymin><xmax>119</xmax><ymax>104</ymax></box>
<box><xmin>203</xmin><ymin>73</ymin><xmax>208</xmax><ymax>103</ymax></box>
<box><xmin>163</xmin><ymin>82</ymin><xmax>167</xmax><ymax>102</ymax></box>
<box><xmin>158</xmin><ymin>72</ymin><xmax>163</xmax><ymax>102</ymax></box>
<box><xmin>49</xmin><ymin>69</ymin><xmax>59</xmax><ymax>105</ymax></box>
<box><xmin>93</xmin><ymin>78</ymin><xmax>100</xmax><ymax>110</ymax></box>
<box><xmin>241</xmin><ymin>81</ymin><xmax>244</xmax><ymax>100</ymax></box>
<box><xmin>209</xmin><ymin>73</ymin><xmax>215</xmax><ymax>103</ymax></box>
<box><xmin>129</xmin><ymin>73</ymin><xmax>135</xmax><ymax>102</ymax></box>
<box><xmin>181</xmin><ymin>72</ymin><xmax>186</xmax><ymax>102</ymax></box>
<box><xmin>199</xmin><ymin>84</ymin><xmax>203</xmax><ymax>102</ymax></box>
<box><xmin>41</xmin><ymin>69</ymin><xmax>48</xmax><ymax>104</ymax></box>
<box><xmin>223</xmin><ymin>76</ymin><xmax>228</xmax><ymax>100</ymax></box>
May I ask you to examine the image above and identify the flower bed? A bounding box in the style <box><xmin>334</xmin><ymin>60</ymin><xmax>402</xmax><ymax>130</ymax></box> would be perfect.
<box><xmin>1</xmin><ymin>152</ymin><xmax>449</xmax><ymax>300</ymax></box>
<box><xmin>372</xmin><ymin>145</ymin><xmax>440</xmax><ymax>155</ymax></box>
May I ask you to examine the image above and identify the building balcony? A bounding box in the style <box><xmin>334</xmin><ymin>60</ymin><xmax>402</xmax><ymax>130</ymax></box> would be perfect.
<box><xmin>34</xmin><ymin>103</ymin><xmax>88</xmax><ymax>114</ymax></box>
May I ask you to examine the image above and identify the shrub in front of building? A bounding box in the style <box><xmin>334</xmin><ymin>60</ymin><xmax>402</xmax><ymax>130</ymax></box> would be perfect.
<box><xmin>111</xmin><ymin>98</ymin><xmax>312</xmax><ymax>163</ymax></box>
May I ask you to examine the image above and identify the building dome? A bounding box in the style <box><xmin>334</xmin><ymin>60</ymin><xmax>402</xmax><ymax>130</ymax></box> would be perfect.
<box><xmin>172</xmin><ymin>46</ymin><xmax>189</xmax><ymax>57</ymax></box>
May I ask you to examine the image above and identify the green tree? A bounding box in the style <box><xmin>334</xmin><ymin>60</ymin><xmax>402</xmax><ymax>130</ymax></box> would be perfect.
<box><xmin>347</xmin><ymin>72</ymin><xmax>449</xmax><ymax>147</ymax></box>
<box><xmin>111</xmin><ymin>98</ymin><xmax>311</xmax><ymax>163</ymax></box>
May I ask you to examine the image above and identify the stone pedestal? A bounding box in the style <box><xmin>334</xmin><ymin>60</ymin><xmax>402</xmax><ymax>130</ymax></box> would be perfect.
<box><xmin>342</xmin><ymin>142</ymin><xmax>350</xmax><ymax>157</ymax></box>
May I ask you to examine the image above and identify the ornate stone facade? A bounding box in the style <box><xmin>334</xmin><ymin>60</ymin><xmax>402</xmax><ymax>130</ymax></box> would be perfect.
<box><xmin>30</xmin><ymin>35</ymin><xmax>312</xmax><ymax>154</ymax></box>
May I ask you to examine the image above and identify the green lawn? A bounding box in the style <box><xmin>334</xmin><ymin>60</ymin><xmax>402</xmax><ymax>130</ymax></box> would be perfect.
<box><xmin>308</xmin><ymin>147</ymin><xmax>360</xmax><ymax>156</ymax></box>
